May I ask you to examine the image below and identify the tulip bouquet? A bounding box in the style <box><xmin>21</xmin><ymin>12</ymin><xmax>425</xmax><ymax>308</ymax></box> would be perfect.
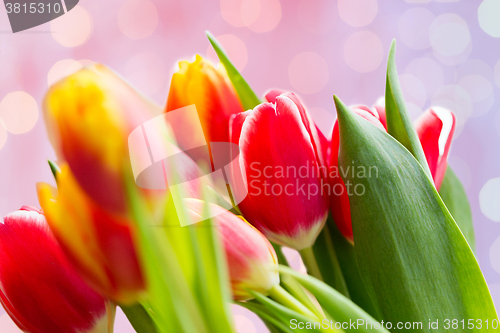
<box><xmin>0</xmin><ymin>32</ymin><xmax>497</xmax><ymax>333</ymax></box>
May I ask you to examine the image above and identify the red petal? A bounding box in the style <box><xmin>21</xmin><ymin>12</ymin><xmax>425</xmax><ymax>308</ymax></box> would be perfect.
<box><xmin>0</xmin><ymin>210</ymin><xmax>106</xmax><ymax>333</ymax></box>
<box><xmin>265</xmin><ymin>90</ymin><xmax>329</xmax><ymax>170</ymax></box>
<box><xmin>264</xmin><ymin>89</ymin><xmax>286</xmax><ymax>103</ymax></box>
<box><xmin>415</xmin><ymin>107</ymin><xmax>456</xmax><ymax>189</ymax></box>
<box><xmin>374</xmin><ymin>105</ymin><xmax>387</xmax><ymax>129</ymax></box>
<box><xmin>236</xmin><ymin>97</ymin><xmax>328</xmax><ymax>249</ymax></box>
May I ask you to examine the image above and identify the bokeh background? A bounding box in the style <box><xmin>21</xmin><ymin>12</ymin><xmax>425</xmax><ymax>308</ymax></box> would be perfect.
<box><xmin>1</xmin><ymin>0</ymin><xmax>500</xmax><ymax>331</ymax></box>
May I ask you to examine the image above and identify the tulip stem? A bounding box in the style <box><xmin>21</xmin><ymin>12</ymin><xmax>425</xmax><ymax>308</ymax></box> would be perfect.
<box><xmin>299</xmin><ymin>246</ymin><xmax>323</xmax><ymax>282</ymax></box>
<box><xmin>269</xmin><ymin>284</ymin><xmax>318</xmax><ymax>320</ymax></box>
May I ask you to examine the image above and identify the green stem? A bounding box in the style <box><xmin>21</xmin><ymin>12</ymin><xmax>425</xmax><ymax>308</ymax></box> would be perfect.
<box><xmin>281</xmin><ymin>274</ymin><xmax>324</xmax><ymax>319</ymax></box>
<box><xmin>299</xmin><ymin>246</ymin><xmax>323</xmax><ymax>281</ymax></box>
<box><xmin>268</xmin><ymin>285</ymin><xmax>318</xmax><ymax>320</ymax></box>
<box><xmin>120</xmin><ymin>303</ymin><xmax>158</xmax><ymax>333</ymax></box>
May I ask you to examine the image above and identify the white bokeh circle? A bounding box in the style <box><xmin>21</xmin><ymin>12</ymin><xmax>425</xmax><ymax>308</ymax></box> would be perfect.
<box><xmin>399</xmin><ymin>8</ymin><xmax>435</xmax><ymax>50</ymax></box>
<box><xmin>297</xmin><ymin>0</ymin><xmax>336</xmax><ymax>34</ymax></box>
<box><xmin>220</xmin><ymin>0</ymin><xmax>259</xmax><ymax>27</ymax></box>
<box><xmin>338</xmin><ymin>0</ymin><xmax>378</xmax><ymax>27</ymax></box>
<box><xmin>247</xmin><ymin>0</ymin><xmax>281</xmax><ymax>33</ymax></box>
<box><xmin>405</xmin><ymin>57</ymin><xmax>444</xmax><ymax>96</ymax></box>
<box><xmin>457</xmin><ymin>74</ymin><xmax>494</xmax><ymax>117</ymax></box>
<box><xmin>47</xmin><ymin>59</ymin><xmax>84</xmax><ymax>87</ymax></box>
<box><xmin>51</xmin><ymin>6</ymin><xmax>93</xmax><ymax>47</ymax></box>
<box><xmin>344</xmin><ymin>31</ymin><xmax>384</xmax><ymax>73</ymax></box>
<box><xmin>478</xmin><ymin>0</ymin><xmax>500</xmax><ymax>38</ymax></box>
<box><xmin>399</xmin><ymin>74</ymin><xmax>427</xmax><ymax>109</ymax></box>
<box><xmin>0</xmin><ymin>119</ymin><xmax>7</xmax><ymax>151</ymax></box>
<box><xmin>480</xmin><ymin>178</ymin><xmax>500</xmax><ymax>222</ymax></box>
<box><xmin>288</xmin><ymin>52</ymin><xmax>329</xmax><ymax>94</ymax></box>
<box><xmin>430</xmin><ymin>14</ymin><xmax>470</xmax><ymax>57</ymax></box>
<box><xmin>118</xmin><ymin>0</ymin><xmax>159</xmax><ymax>40</ymax></box>
<box><xmin>0</xmin><ymin>92</ymin><xmax>38</xmax><ymax>135</ymax></box>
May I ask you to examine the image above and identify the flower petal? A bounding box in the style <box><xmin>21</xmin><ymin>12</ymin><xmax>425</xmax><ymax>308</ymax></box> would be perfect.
<box><xmin>415</xmin><ymin>107</ymin><xmax>456</xmax><ymax>189</ymax></box>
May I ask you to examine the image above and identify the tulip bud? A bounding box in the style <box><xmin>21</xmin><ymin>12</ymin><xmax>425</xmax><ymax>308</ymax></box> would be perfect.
<box><xmin>37</xmin><ymin>166</ymin><xmax>145</xmax><ymax>304</ymax></box>
<box><xmin>184</xmin><ymin>199</ymin><xmax>279</xmax><ymax>301</ymax></box>
<box><xmin>0</xmin><ymin>206</ymin><xmax>111</xmax><ymax>333</ymax></box>
<box><xmin>166</xmin><ymin>55</ymin><xmax>244</xmax><ymax>149</ymax></box>
<box><xmin>229</xmin><ymin>93</ymin><xmax>329</xmax><ymax>250</ymax></box>
<box><xmin>44</xmin><ymin>64</ymin><xmax>162</xmax><ymax>214</ymax></box>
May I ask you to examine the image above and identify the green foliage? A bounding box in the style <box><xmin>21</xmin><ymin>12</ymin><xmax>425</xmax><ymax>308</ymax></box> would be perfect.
<box><xmin>334</xmin><ymin>96</ymin><xmax>498</xmax><ymax>332</ymax></box>
<box><xmin>439</xmin><ymin>166</ymin><xmax>475</xmax><ymax>251</ymax></box>
<box><xmin>385</xmin><ymin>40</ymin><xmax>431</xmax><ymax>179</ymax></box>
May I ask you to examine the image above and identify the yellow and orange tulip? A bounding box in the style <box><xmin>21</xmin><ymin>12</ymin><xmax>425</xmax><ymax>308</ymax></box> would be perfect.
<box><xmin>166</xmin><ymin>55</ymin><xmax>244</xmax><ymax>148</ymax></box>
<box><xmin>38</xmin><ymin>165</ymin><xmax>145</xmax><ymax>304</ymax></box>
<box><xmin>44</xmin><ymin>64</ymin><xmax>161</xmax><ymax>214</ymax></box>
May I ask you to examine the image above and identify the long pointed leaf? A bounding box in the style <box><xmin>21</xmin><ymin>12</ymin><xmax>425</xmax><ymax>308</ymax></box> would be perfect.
<box><xmin>120</xmin><ymin>303</ymin><xmax>158</xmax><ymax>333</ymax></box>
<box><xmin>206</xmin><ymin>31</ymin><xmax>261</xmax><ymax>110</ymax></box>
<box><xmin>334</xmin><ymin>96</ymin><xmax>497</xmax><ymax>332</ymax></box>
<box><xmin>385</xmin><ymin>40</ymin><xmax>431</xmax><ymax>179</ymax></box>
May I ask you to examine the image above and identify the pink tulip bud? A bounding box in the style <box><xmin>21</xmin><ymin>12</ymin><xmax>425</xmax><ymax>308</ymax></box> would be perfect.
<box><xmin>184</xmin><ymin>199</ymin><xmax>279</xmax><ymax>301</ymax></box>
<box><xmin>229</xmin><ymin>92</ymin><xmax>329</xmax><ymax>250</ymax></box>
<box><xmin>0</xmin><ymin>206</ymin><xmax>111</xmax><ymax>333</ymax></box>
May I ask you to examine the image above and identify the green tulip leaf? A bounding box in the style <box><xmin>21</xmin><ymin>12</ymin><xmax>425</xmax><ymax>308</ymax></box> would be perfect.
<box><xmin>312</xmin><ymin>224</ymin><xmax>350</xmax><ymax>298</ymax></box>
<box><xmin>249</xmin><ymin>290</ymin><xmax>326</xmax><ymax>333</ymax></box>
<box><xmin>323</xmin><ymin>216</ymin><xmax>382</xmax><ymax>321</ymax></box>
<box><xmin>279</xmin><ymin>266</ymin><xmax>389</xmax><ymax>333</ymax></box>
<box><xmin>120</xmin><ymin>302</ymin><xmax>158</xmax><ymax>333</ymax></box>
<box><xmin>385</xmin><ymin>40</ymin><xmax>431</xmax><ymax>179</ymax></box>
<box><xmin>48</xmin><ymin>160</ymin><xmax>61</xmax><ymax>183</ymax></box>
<box><xmin>206</xmin><ymin>31</ymin><xmax>261</xmax><ymax>110</ymax></box>
<box><xmin>439</xmin><ymin>166</ymin><xmax>475</xmax><ymax>251</ymax></box>
<box><xmin>334</xmin><ymin>96</ymin><xmax>497</xmax><ymax>332</ymax></box>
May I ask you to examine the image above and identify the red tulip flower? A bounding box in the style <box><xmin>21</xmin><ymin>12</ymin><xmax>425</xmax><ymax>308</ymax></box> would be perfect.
<box><xmin>0</xmin><ymin>206</ymin><xmax>111</xmax><ymax>333</ymax></box>
<box><xmin>329</xmin><ymin>104</ymin><xmax>456</xmax><ymax>241</ymax></box>
<box><xmin>229</xmin><ymin>91</ymin><xmax>329</xmax><ymax>251</ymax></box>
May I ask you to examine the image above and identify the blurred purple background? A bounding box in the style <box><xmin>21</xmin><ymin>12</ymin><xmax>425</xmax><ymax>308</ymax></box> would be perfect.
<box><xmin>1</xmin><ymin>0</ymin><xmax>500</xmax><ymax>331</ymax></box>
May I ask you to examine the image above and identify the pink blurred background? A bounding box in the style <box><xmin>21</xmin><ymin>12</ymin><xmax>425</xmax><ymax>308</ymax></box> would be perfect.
<box><xmin>1</xmin><ymin>0</ymin><xmax>500</xmax><ymax>331</ymax></box>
